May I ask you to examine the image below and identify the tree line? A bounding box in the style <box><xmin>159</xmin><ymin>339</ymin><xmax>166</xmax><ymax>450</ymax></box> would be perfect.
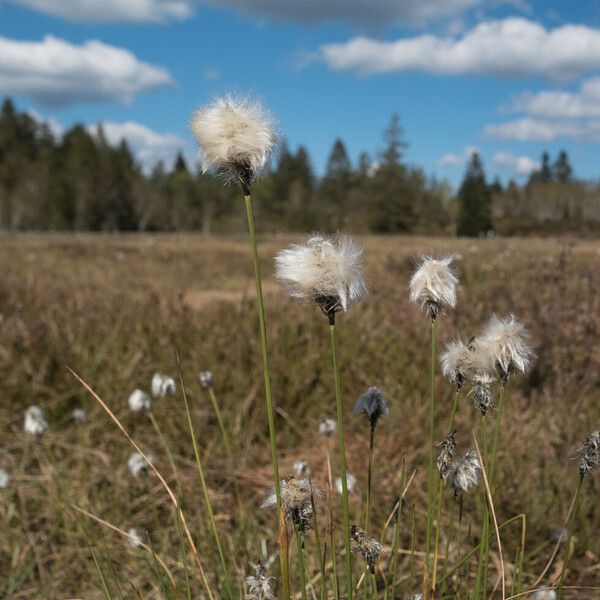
<box><xmin>1</xmin><ymin>98</ymin><xmax>598</xmax><ymax>236</ymax></box>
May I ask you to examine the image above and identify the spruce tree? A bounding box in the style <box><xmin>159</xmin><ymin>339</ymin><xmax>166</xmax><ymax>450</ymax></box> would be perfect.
<box><xmin>457</xmin><ymin>152</ymin><xmax>493</xmax><ymax>236</ymax></box>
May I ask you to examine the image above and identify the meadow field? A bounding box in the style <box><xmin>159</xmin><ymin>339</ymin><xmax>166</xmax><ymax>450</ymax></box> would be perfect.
<box><xmin>1</xmin><ymin>233</ymin><xmax>600</xmax><ymax>599</ymax></box>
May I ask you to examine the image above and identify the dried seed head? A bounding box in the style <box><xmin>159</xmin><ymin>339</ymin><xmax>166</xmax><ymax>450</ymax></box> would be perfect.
<box><xmin>532</xmin><ymin>589</ymin><xmax>557</xmax><ymax>600</ymax></box>
<box><xmin>190</xmin><ymin>95</ymin><xmax>276</xmax><ymax>190</ymax></box>
<box><xmin>293</xmin><ymin>459</ymin><xmax>310</xmax><ymax>477</ymax></box>
<box><xmin>127</xmin><ymin>452</ymin><xmax>154</xmax><ymax>478</ymax></box>
<box><xmin>445</xmin><ymin>450</ymin><xmax>482</xmax><ymax>496</ymax></box>
<box><xmin>275</xmin><ymin>234</ymin><xmax>367</xmax><ymax>318</ymax></box>
<box><xmin>151</xmin><ymin>373</ymin><xmax>176</xmax><ymax>398</ymax></box>
<box><xmin>409</xmin><ymin>255</ymin><xmax>459</xmax><ymax>320</ymax></box>
<box><xmin>471</xmin><ymin>373</ymin><xmax>495</xmax><ymax>416</ymax></box>
<box><xmin>246</xmin><ymin>562</ymin><xmax>275</xmax><ymax>600</ymax></box>
<box><xmin>437</xmin><ymin>431</ymin><xmax>457</xmax><ymax>480</ymax></box>
<box><xmin>261</xmin><ymin>476</ymin><xmax>320</xmax><ymax>533</ymax></box>
<box><xmin>128</xmin><ymin>389</ymin><xmax>152</xmax><ymax>412</ymax></box>
<box><xmin>24</xmin><ymin>405</ymin><xmax>48</xmax><ymax>436</ymax></box>
<box><xmin>127</xmin><ymin>528</ymin><xmax>144</xmax><ymax>548</ymax></box>
<box><xmin>353</xmin><ymin>387</ymin><xmax>389</xmax><ymax>429</ymax></box>
<box><xmin>319</xmin><ymin>417</ymin><xmax>337</xmax><ymax>437</ymax></box>
<box><xmin>336</xmin><ymin>473</ymin><xmax>357</xmax><ymax>495</ymax></box>
<box><xmin>440</xmin><ymin>339</ymin><xmax>476</xmax><ymax>388</ymax></box>
<box><xmin>199</xmin><ymin>371</ymin><xmax>214</xmax><ymax>389</ymax></box>
<box><xmin>350</xmin><ymin>525</ymin><xmax>383</xmax><ymax>574</ymax></box>
<box><xmin>478</xmin><ymin>314</ymin><xmax>534</xmax><ymax>382</ymax></box>
<box><xmin>577</xmin><ymin>430</ymin><xmax>600</xmax><ymax>480</ymax></box>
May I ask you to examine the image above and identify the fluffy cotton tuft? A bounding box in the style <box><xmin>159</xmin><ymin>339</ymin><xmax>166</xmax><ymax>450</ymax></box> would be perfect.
<box><xmin>336</xmin><ymin>473</ymin><xmax>356</xmax><ymax>495</ymax></box>
<box><xmin>72</xmin><ymin>407</ymin><xmax>86</xmax><ymax>423</ymax></box>
<box><xmin>128</xmin><ymin>389</ymin><xmax>152</xmax><ymax>412</ymax></box>
<box><xmin>478</xmin><ymin>314</ymin><xmax>534</xmax><ymax>381</ymax></box>
<box><xmin>190</xmin><ymin>95</ymin><xmax>276</xmax><ymax>186</ymax></box>
<box><xmin>127</xmin><ymin>452</ymin><xmax>154</xmax><ymax>477</ymax></box>
<box><xmin>577</xmin><ymin>430</ymin><xmax>600</xmax><ymax>480</ymax></box>
<box><xmin>127</xmin><ymin>528</ymin><xmax>144</xmax><ymax>548</ymax></box>
<box><xmin>440</xmin><ymin>339</ymin><xmax>476</xmax><ymax>388</ymax></box>
<box><xmin>351</xmin><ymin>524</ymin><xmax>384</xmax><ymax>574</ymax></box>
<box><xmin>471</xmin><ymin>372</ymin><xmax>495</xmax><ymax>415</ymax></box>
<box><xmin>275</xmin><ymin>234</ymin><xmax>367</xmax><ymax>314</ymax></box>
<box><xmin>353</xmin><ymin>387</ymin><xmax>389</xmax><ymax>428</ymax></box>
<box><xmin>151</xmin><ymin>373</ymin><xmax>176</xmax><ymax>398</ymax></box>
<box><xmin>246</xmin><ymin>563</ymin><xmax>275</xmax><ymax>600</ymax></box>
<box><xmin>24</xmin><ymin>406</ymin><xmax>48</xmax><ymax>436</ymax></box>
<box><xmin>445</xmin><ymin>450</ymin><xmax>482</xmax><ymax>496</ymax></box>
<box><xmin>409</xmin><ymin>255</ymin><xmax>459</xmax><ymax>319</ymax></box>
<box><xmin>0</xmin><ymin>468</ymin><xmax>11</xmax><ymax>490</ymax></box>
<box><xmin>293</xmin><ymin>459</ymin><xmax>310</xmax><ymax>477</ymax></box>
<box><xmin>532</xmin><ymin>589</ymin><xmax>557</xmax><ymax>600</ymax></box>
<box><xmin>199</xmin><ymin>371</ymin><xmax>214</xmax><ymax>389</ymax></box>
<box><xmin>319</xmin><ymin>417</ymin><xmax>337</xmax><ymax>437</ymax></box>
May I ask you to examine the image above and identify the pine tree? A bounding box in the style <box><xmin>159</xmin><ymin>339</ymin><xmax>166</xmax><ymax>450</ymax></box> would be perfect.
<box><xmin>553</xmin><ymin>150</ymin><xmax>573</xmax><ymax>183</ymax></box>
<box><xmin>457</xmin><ymin>152</ymin><xmax>493</xmax><ymax>237</ymax></box>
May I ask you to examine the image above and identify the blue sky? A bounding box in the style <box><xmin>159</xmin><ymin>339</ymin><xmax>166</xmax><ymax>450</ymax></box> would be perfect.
<box><xmin>1</xmin><ymin>0</ymin><xmax>599</xmax><ymax>187</ymax></box>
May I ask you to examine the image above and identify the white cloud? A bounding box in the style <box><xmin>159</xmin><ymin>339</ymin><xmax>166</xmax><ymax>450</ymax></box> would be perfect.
<box><xmin>26</xmin><ymin>109</ymin><xmax>64</xmax><ymax>138</ymax></box>
<box><xmin>0</xmin><ymin>35</ymin><xmax>173</xmax><ymax>107</ymax></box>
<box><xmin>9</xmin><ymin>0</ymin><xmax>190</xmax><ymax>22</ymax></box>
<box><xmin>320</xmin><ymin>18</ymin><xmax>600</xmax><ymax>80</ymax></box>
<box><xmin>484</xmin><ymin>118</ymin><xmax>600</xmax><ymax>142</ymax></box>
<box><xmin>89</xmin><ymin>121</ymin><xmax>187</xmax><ymax>172</ymax></box>
<box><xmin>512</xmin><ymin>76</ymin><xmax>600</xmax><ymax>118</ymax></box>
<box><xmin>493</xmin><ymin>151</ymin><xmax>539</xmax><ymax>175</ymax></box>
<box><xmin>438</xmin><ymin>146</ymin><xmax>478</xmax><ymax>167</ymax></box>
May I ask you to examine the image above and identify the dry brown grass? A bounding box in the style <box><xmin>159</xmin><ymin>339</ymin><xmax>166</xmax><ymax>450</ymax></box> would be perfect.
<box><xmin>1</xmin><ymin>233</ymin><xmax>599</xmax><ymax>598</ymax></box>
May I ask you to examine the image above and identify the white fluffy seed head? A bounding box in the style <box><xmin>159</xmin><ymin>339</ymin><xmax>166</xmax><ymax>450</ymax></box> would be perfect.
<box><xmin>199</xmin><ymin>371</ymin><xmax>214</xmax><ymax>389</ymax></box>
<box><xmin>246</xmin><ymin>563</ymin><xmax>275</xmax><ymax>600</ymax></box>
<box><xmin>478</xmin><ymin>314</ymin><xmax>534</xmax><ymax>381</ymax></box>
<box><xmin>72</xmin><ymin>408</ymin><xmax>86</xmax><ymax>423</ymax></box>
<box><xmin>440</xmin><ymin>339</ymin><xmax>476</xmax><ymax>388</ymax></box>
<box><xmin>445</xmin><ymin>450</ymin><xmax>482</xmax><ymax>495</ymax></box>
<box><xmin>127</xmin><ymin>452</ymin><xmax>153</xmax><ymax>477</ymax></box>
<box><xmin>151</xmin><ymin>373</ymin><xmax>176</xmax><ymax>398</ymax></box>
<box><xmin>127</xmin><ymin>528</ymin><xmax>144</xmax><ymax>548</ymax></box>
<box><xmin>293</xmin><ymin>459</ymin><xmax>310</xmax><ymax>476</ymax></box>
<box><xmin>24</xmin><ymin>406</ymin><xmax>48</xmax><ymax>436</ymax></box>
<box><xmin>190</xmin><ymin>95</ymin><xmax>276</xmax><ymax>185</ymax></box>
<box><xmin>0</xmin><ymin>468</ymin><xmax>11</xmax><ymax>490</ymax></box>
<box><xmin>319</xmin><ymin>417</ymin><xmax>337</xmax><ymax>437</ymax></box>
<box><xmin>336</xmin><ymin>473</ymin><xmax>357</xmax><ymax>495</ymax></box>
<box><xmin>128</xmin><ymin>389</ymin><xmax>152</xmax><ymax>412</ymax></box>
<box><xmin>275</xmin><ymin>234</ymin><xmax>367</xmax><ymax>313</ymax></box>
<box><xmin>532</xmin><ymin>589</ymin><xmax>557</xmax><ymax>600</ymax></box>
<box><xmin>409</xmin><ymin>255</ymin><xmax>459</xmax><ymax>319</ymax></box>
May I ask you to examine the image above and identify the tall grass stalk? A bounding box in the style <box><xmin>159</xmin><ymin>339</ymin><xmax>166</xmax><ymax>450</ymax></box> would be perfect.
<box><xmin>557</xmin><ymin>477</ymin><xmax>583</xmax><ymax>600</ymax></box>
<box><xmin>474</xmin><ymin>416</ymin><xmax>489</xmax><ymax>600</ymax></box>
<box><xmin>178</xmin><ymin>358</ymin><xmax>235</xmax><ymax>599</ymax></box>
<box><xmin>365</xmin><ymin>425</ymin><xmax>375</xmax><ymax>533</ymax></box>
<box><xmin>385</xmin><ymin>462</ymin><xmax>406</xmax><ymax>600</ymax></box>
<box><xmin>328</xmin><ymin>315</ymin><xmax>353</xmax><ymax>598</ymax></box>
<box><xmin>425</xmin><ymin>318</ymin><xmax>437</xmax><ymax>569</ymax></box>
<box><xmin>489</xmin><ymin>385</ymin><xmax>506</xmax><ymax>487</ymax></box>
<box><xmin>243</xmin><ymin>193</ymin><xmax>289</xmax><ymax>600</ymax></box>
<box><xmin>295</xmin><ymin>526</ymin><xmax>308</xmax><ymax>600</ymax></box>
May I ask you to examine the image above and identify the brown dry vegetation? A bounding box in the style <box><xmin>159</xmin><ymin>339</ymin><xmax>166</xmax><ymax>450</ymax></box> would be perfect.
<box><xmin>1</xmin><ymin>233</ymin><xmax>600</xmax><ymax>599</ymax></box>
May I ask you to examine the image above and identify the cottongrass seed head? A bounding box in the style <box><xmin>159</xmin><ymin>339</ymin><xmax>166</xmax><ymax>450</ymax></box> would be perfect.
<box><xmin>127</xmin><ymin>528</ymin><xmax>144</xmax><ymax>548</ymax></box>
<box><xmin>261</xmin><ymin>475</ymin><xmax>321</xmax><ymax>533</ymax></box>
<box><xmin>151</xmin><ymin>373</ymin><xmax>176</xmax><ymax>398</ymax></box>
<box><xmin>24</xmin><ymin>406</ymin><xmax>48</xmax><ymax>436</ymax></box>
<box><xmin>246</xmin><ymin>562</ymin><xmax>275</xmax><ymax>600</ymax></box>
<box><xmin>409</xmin><ymin>255</ymin><xmax>459</xmax><ymax>319</ymax></box>
<box><xmin>72</xmin><ymin>407</ymin><xmax>86</xmax><ymax>423</ymax></box>
<box><xmin>319</xmin><ymin>417</ymin><xmax>337</xmax><ymax>437</ymax></box>
<box><xmin>440</xmin><ymin>339</ymin><xmax>475</xmax><ymax>388</ymax></box>
<box><xmin>471</xmin><ymin>373</ymin><xmax>495</xmax><ymax>416</ymax></box>
<box><xmin>336</xmin><ymin>473</ymin><xmax>357</xmax><ymax>495</ymax></box>
<box><xmin>128</xmin><ymin>389</ymin><xmax>152</xmax><ymax>412</ymax></box>
<box><xmin>199</xmin><ymin>371</ymin><xmax>214</xmax><ymax>389</ymax></box>
<box><xmin>479</xmin><ymin>314</ymin><xmax>534</xmax><ymax>382</ymax></box>
<box><xmin>293</xmin><ymin>459</ymin><xmax>310</xmax><ymax>477</ymax></box>
<box><xmin>437</xmin><ymin>431</ymin><xmax>457</xmax><ymax>480</ymax></box>
<box><xmin>577</xmin><ymin>430</ymin><xmax>600</xmax><ymax>480</ymax></box>
<box><xmin>0</xmin><ymin>468</ymin><xmax>10</xmax><ymax>490</ymax></box>
<box><xmin>127</xmin><ymin>452</ymin><xmax>154</xmax><ymax>478</ymax></box>
<box><xmin>353</xmin><ymin>387</ymin><xmax>389</xmax><ymax>429</ymax></box>
<box><xmin>350</xmin><ymin>525</ymin><xmax>383</xmax><ymax>574</ymax></box>
<box><xmin>275</xmin><ymin>234</ymin><xmax>367</xmax><ymax>318</ymax></box>
<box><xmin>532</xmin><ymin>589</ymin><xmax>557</xmax><ymax>600</ymax></box>
<box><xmin>190</xmin><ymin>95</ymin><xmax>276</xmax><ymax>189</ymax></box>
<box><xmin>445</xmin><ymin>450</ymin><xmax>482</xmax><ymax>496</ymax></box>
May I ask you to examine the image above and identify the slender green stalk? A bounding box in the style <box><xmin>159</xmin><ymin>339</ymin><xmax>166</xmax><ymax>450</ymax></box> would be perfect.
<box><xmin>308</xmin><ymin>474</ymin><xmax>326</xmax><ymax>600</ymax></box>
<box><xmin>425</xmin><ymin>318</ymin><xmax>437</xmax><ymax>568</ymax></box>
<box><xmin>474</xmin><ymin>417</ymin><xmax>489</xmax><ymax>600</ymax></box>
<box><xmin>557</xmin><ymin>478</ymin><xmax>583</xmax><ymax>600</ymax></box>
<box><xmin>148</xmin><ymin>412</ymin><xmax>178</xmax><ymax>483</ymax></box>
<box><xmin>365</xmin><ymin>425</ymin><xmax>375</xmax><ymax>532</ymax></box>
<box><xmin>386</xmin><ymin>464</ymin><xmax>406</xmax><ymax>600</ymax></box>
<box><xmin>516</xmin><ymin>514</ymin><xmax>526</xmax><ymax>596</ymax></box>
<box><xmin>489</xmin><ymin>385</ymin><xmax>505</xmax><ymax>487</ymax></box>
<box><xmin>295</xmin><ymin>527</ymin><xmax>308</xmax><ymax>600</ymax></box>
<box><xmin>440</xmin><ymin>493</ymin><xmax>457</xmax><ymax>597</ymax></box>
<box><xmin>408</xmin><ymin>508</ymin><xmax>417</xmax><ymax>595</ymax></box>
<box><xmin>329</xmin><ymin>319</ymin><xmax>353</xmax><ymax>598</ymax></box>
<box><xmin>180</xmin><ymin>370</ymin><xmax>235</xmax><ymax>600</ymax></box>
<box><xmin>243</xmin><ymin>193</ymin><xmax>289</xmax><ymax>600</ymax></box>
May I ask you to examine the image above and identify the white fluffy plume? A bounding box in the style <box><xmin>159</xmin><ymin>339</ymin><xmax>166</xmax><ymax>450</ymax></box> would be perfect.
<box><xmin>445</xmin><ymin>450</ymin><xmax>482</xmax><ymax>495</ymax></box>
<box><xmin>24</xmin><ymin>406</ymin><xmax>48</xmax><ymax>436</ymax></box>
<box><xmin>478</xmin><ymin>314</ymin><xmax>534</xmax><ymax>380</ymax></box>
<box><xmin>409</xmin><ymin>255</ymin><xmax>459</xmax><ymax>318</ymax></box>
<box><xmin>151</xmin><ymin>373</ymin><xmax>176</xmax><ymax>398</ymax></box>
<box><xmin>440</xmin><ymin>339</ymin><xmax>474</xmax><ymax>387</ymax></box>
<box><xmin>275</xmin><ymin>234</ymin><xmax>367</xmax><ymax>312</ymax></box>
<box><xmin>128</xmin><ymin>389</ymin><xmax>152</xmax><ymax>412</ymax></box>
<box><xmin>190</xmin><ymin>95</ymin><xmax>276</xmax><ymax>184</ymax></box>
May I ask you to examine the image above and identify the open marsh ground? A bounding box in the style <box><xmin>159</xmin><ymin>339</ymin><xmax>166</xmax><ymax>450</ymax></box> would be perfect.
<box><xmin>1</xmin><ymin>233</ymin><xmax>600</xmax><ymax>599</ymax></box>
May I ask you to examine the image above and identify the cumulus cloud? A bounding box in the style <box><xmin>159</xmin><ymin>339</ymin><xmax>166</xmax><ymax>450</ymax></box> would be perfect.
<box><xmin>8</xmin><ymin>0</ymin><xmax>190</xmax><ymax>22</ymax></box>
<box><xmin>320</xmin><ymin>18</ymin><xmax>600</xmax><ymax>80</ymax></box>
<box><xmin>493</xmin><ymin>151</ymin><xmax>539</xmax><ymax>175</ymax></box>
<box><xmin>512</xmin><ymin>76</ymin><xmax>600</xmax><ymax>118</ymax></box>
<box><xmin>484</xmin><ymin>118</ymin><xmax>600</xmax><ymax>142</ymax></box>
<box><xmin>0</xmin><ymin>35</ymin><xmax>173</xmax><ymax>107</ymax></box>
<box><xmin>89</xmin><ymin>121</ymin><xmax>187</xmax><ymax>172</ymax></box>
<box><xmin>438</xmin><ymin>146</ymin><xmax>479</xmax><ymax>167</ymax></box>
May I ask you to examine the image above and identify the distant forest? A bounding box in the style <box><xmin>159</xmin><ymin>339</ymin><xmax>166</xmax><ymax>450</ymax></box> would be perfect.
<box><xmin>1</xmin><ymin>98</ymin><xmax>599</xmax><ymax>236</ymax></box>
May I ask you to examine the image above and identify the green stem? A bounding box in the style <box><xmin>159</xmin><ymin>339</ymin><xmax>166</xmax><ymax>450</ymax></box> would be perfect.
<box><xmin>474</xmin><ymin>416</ymin><xmax>489</xmax><ymax>600</ymax></box>
<box><xmin>365</xmin><ymin>426</ymin><xmax>375</xmax><ymax>533</ymax></box>
<box><xmin>489</xmin><ymin>385</ymin><xmax>505</xmax><ymax>487</ymax></box>
<box><xmin>243</xmin><ymin>194</ymin><xmax>289</xmax><ymax>600</ymax></box>
<box><xmin>329</xmin><ymin>320</ymin><xmax>353</xmax><ymax>599</ymax></box>
<box><xmin>557</xmin><ymin>478</ymin><xmax>583</xmax><ymax>600</ymax></box>
<box><xmin>180</xmin><ymin>371</ymin><xmax>234</xmax><ymax>600</ymax></box>
<box><xmin>425</xmin><ymin>319</ymin><xmax>437</xmax><ymax>568</ymax></box>
<box><xmin>387</xmin><ymin>464</ymin><xmax>406</xmax><ymax>600</ymax></box>
<box><xmin>295</xmin><ymin>527</ymin><xmax>308</xmax><ymax>600</ymax></box>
